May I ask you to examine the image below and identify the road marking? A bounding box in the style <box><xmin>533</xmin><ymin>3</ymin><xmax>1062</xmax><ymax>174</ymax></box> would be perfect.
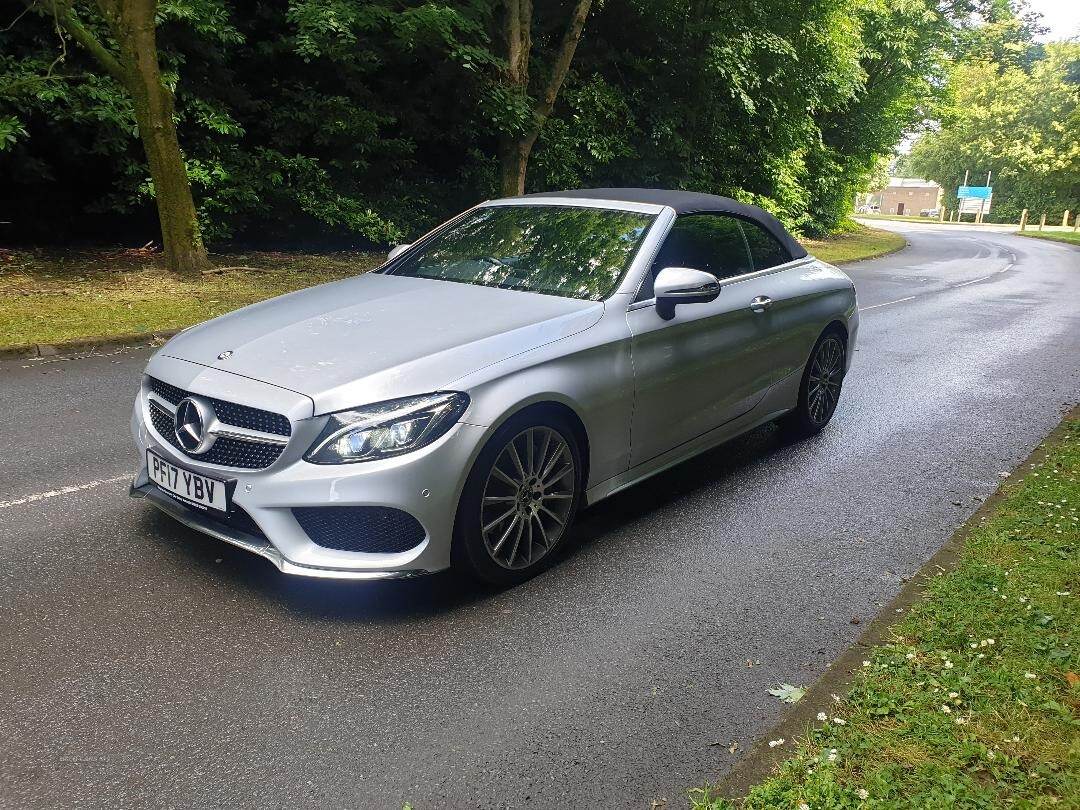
<box><xmin>952</xmin><ymin>261</ymin><xmax>1014</xmax><ymax>288</ymax></box>
<box><xmin>859</xmin><ymin>296</ymin><xmax>916</xmax><ymax>311</ymax></box>
<box><xmin>0</xmin><ymin>475</ymin><xmax>130</xmax><ymax>510</ymax></box>
<box><xmin>859</xmin><ymin>258</ymin><xmax>1016</xmax><ymax>312</ymax></box>
<box><xmin>953</xmin><ymin>274</ymin><xmax>995</xmax><ymax>288</ymax></box>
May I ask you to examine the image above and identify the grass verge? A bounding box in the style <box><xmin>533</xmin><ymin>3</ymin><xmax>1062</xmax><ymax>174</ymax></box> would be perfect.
<box><xmin>1018</xmin><ymin>231</ymin><xmax>1080</xmax><ymax>247</ymax></box>
<box><xmin>803</xmin><ymin>226</ymin><xmax>907</xmax><ymax>265</ymax></box>
<box><xmin>1</xmin><ymin>229</ymin><xmax>903</xmax><ymax>352</ymax></box>
<box><xmin>0</xmin><ymin>247</ymin><xmax>383</xmax><ymax>350</ymax></box>
<box><xmin>692</xmin><ymin>414</ymin><xmax>1080</xmax><ymax>809</ymax></box>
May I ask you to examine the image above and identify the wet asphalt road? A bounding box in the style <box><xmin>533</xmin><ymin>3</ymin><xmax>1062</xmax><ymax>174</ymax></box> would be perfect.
<box><xmin>1</xmin><ymin>223</ymin><xmax>1078</xmax><ymax>808</ymax></box>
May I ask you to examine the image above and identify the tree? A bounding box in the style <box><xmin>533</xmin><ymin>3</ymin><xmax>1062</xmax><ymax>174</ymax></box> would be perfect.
<box><xmin>1</xmin><ymin>0</ymin><xmax>977</xmax><ymax>242</ymax></box>
<box><xmin>909</xmin><ymin>42</ymin><xmax>1080</xmax><ymax>223</ymax></box>
<box><xmin>21</xmin><ymin>0</ymin><xmax>210</xmax><ymax>273</ymax></box>
<box><xmin>495</xmin><ymin>0</ymin><xmax>593</xmax><ymax>196</ymax></box>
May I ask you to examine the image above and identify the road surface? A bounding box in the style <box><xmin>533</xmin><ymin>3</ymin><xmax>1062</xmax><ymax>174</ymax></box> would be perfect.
<box><xmin>1</xmin><ymin>222</ymin><xmax>1078</xmax><ymax>807</ymax></box>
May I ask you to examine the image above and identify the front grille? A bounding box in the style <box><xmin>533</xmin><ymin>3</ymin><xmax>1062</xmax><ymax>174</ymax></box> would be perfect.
<box><xmin>148</xmin><ymin>376</ymin><xmax>291</xmax><ymax>437</ymax></box>
<box><xmin>148</xmin><ymin>399</ymin><xmax>286</xmax><ymax>470</ymax></box>
<box><xmin>292</xmin><ymin>506</ymin><xmax>426</xmax><ymax>554</ymax></box>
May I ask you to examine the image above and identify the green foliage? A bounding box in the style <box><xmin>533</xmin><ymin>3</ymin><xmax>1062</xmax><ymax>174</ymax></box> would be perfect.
<box><xmin>0</xmin><ymin>0</ymin><xmax>1013</xmax><ymax>244</ymax></box>
<box><xmin>909</xmin><ymin>41</ymin><xmax>1080</xmax><ymax>224</ymax></box>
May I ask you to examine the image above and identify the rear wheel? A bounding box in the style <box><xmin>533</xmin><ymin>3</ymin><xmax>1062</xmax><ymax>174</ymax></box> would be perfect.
<box><xmin>780</xmin><ymin>328</ymin><xmax>847</xmax><ymax>438</ymax></box>
<box><xmin>452</xmin><ymin>413</ymin><xmax>582</xmax><ymax>585</ymax></box>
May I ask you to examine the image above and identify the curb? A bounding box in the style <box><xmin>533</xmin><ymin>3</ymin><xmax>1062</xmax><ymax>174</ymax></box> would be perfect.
<box><xmin>714</xmin><ymin>403</ymin><xmax>1079</xmax><ymax>799</ymax></box>
<box><xmin>0</xmin><ymin>329</ymin><xmax>180</xmax><ymax>362</ymax></box>
<box><xmin>829</xmin><ymin>237</ymin><xmax>909</xmax><ymax>266</ymax></box>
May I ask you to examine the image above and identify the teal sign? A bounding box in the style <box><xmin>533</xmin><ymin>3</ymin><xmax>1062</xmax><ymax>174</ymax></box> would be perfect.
<box><xmin>958</xmin><ymin>185</ymin><xmax>993</xmax><ymax>200</ymax></box>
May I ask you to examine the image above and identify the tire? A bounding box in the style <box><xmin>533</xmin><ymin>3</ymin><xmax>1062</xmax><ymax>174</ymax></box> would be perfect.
<box><xmin>452</xmin><ymin>411</ymin><xmax>583</xmax><ymax>586</ymax></box>
<box><xmin>779</xmin><ymin>327</ymin><xmax>847</xmax><ymax>438</ymax></box>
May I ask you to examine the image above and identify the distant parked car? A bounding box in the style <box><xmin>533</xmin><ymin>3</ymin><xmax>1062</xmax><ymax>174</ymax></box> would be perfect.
<box><xmin>131</xmin><ymin>189</ymin><xmax>859</xmax><ymax>585</ymax></box>
<box><xmin>920</xmin><ymin>208</ymin><xmax>940</xmax><ymax>218</ymax></box>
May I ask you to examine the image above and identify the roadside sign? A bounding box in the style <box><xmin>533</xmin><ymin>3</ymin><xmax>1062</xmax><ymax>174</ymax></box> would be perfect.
<box><xmin>958</xmin><ymin>185</ymin><xmax>993</xmax><ymax>214</ymax></box>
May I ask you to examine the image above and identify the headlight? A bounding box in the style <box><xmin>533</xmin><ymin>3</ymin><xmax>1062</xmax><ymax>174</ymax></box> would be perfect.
<box><xmin>304</xmin><ymin>392</ymin><xmax>469</xmax><ymax>464</ymax></box>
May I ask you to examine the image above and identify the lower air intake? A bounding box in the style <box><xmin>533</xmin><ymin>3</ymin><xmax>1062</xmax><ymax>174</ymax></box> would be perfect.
<box><xmin>292</xmin><ymin>506</ymin><xmax>426</xmax><ymax>554</ymax></box>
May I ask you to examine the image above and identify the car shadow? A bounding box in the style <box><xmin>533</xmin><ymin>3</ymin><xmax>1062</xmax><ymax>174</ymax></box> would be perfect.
<box><xmin>139</xmin><ymin>419</ymin><xmax>800</xmax><ymax>623</ymax></box>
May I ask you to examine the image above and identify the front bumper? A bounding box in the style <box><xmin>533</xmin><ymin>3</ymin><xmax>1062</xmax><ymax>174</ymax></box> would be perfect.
<box><xmin>131</xmin><ymin>382</ymin><xmax>487</xmax><ymax>580</ymax></box>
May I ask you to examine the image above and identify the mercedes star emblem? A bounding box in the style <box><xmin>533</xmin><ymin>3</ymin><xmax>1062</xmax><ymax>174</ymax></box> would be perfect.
<box><xmin>174</xmin><ymin>397</ymin><xmax>217</xmax><ymax>454</ymax></box>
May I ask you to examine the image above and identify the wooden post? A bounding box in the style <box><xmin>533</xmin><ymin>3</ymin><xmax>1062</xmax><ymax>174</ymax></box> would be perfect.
<box><xmin>1039</xmin><ymin>212</ymin><xmax>1046</xmax><ymax>231</ymax></box>
<box><xmin>1064</xmin><ymin>210</ymin><xmax>1071</xmax><ymax>228</ymax></box>
<box><xmin>1019</xmin><ymin>209</ymin><xmax>1028</xmax><ymax>231</ymax></box>
<box><xmin>939</xmin><ymin>207</ymin><xmax>946</xmax><ymax>222</ymax></box>
<box><xmin>1074</xmin><ymin>215</ymin><xmax>1079</xmax><ymax>233</ymax></box>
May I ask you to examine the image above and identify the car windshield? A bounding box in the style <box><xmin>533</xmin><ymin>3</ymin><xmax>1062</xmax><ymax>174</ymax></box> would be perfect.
<box><xmin>387</xmin><ymin>205</ymin><xmax>655</xmax><ymax>300</ymax></box>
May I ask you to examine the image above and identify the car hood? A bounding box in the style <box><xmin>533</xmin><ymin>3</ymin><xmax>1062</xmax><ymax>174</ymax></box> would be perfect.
<box><xmin>160</xmin><ymin>273</ymin><xmax>604</xmax><ymax>415</ymax></box>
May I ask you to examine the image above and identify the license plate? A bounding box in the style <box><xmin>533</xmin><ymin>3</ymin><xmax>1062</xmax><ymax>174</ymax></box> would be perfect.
<box><xmin>146</xmin><ymin>449</ymin><xmax>229</xmax><ymax>512</ymax></box>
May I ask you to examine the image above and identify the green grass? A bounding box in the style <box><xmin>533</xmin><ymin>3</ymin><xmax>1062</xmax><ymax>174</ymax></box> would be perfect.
<box><xmin>804</xmin><ymin>226</ymin><xmax>907</xmax><ymax>265</ymax></box>
<box><xmin>1018</xmin><ymin>230</ymin><xmax>1080</xmax><ymax>247</ymax></box>
<box><xmin>0</xmin><ymin>247</ymin><xmax>383</xmax><ymax>349</ymax></box>
<box><xmin>1</xmin><ymin>232</ymin><xmax>904</xmax><ymax>350</ymax></box>
<box><xmin>692</xmin><ymin>418</ymin><xmax>1080</xmax><ymax>809</ymax></box>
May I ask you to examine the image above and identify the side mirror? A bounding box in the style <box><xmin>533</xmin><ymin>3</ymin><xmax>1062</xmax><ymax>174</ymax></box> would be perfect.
<box><xmin>654</xmin><ymin>266</ymin><xmax>720</xmax><ymax>318</ymax></box>
<box><xmin>387</xmin><ymin>243</ymin><xmax>412</xmax><ymax>261</ymax></box>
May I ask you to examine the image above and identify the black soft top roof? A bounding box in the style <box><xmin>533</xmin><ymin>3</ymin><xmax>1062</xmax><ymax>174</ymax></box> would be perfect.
<box><xmin>525</xmin><ymin>187</ymin><xmax>807</xmax><ymax>260</ymax></box>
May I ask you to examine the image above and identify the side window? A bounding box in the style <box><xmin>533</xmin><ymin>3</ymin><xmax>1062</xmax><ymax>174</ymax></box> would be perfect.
<box><xmin>741</xmin><ymin>221</ymin><xmax>791</xmax><ymax>270</ymax></box>
<box><xmin>641</xmin><ymin>214</ymin><xmax>751</xmax><ymax>299</ymax></box>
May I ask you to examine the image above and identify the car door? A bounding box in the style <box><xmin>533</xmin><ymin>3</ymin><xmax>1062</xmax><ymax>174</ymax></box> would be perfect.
<box><xmin>626</xmin><ymin>213</ymin><xmax>788</xmax><ymax>467</ymax></box>
<box><xmin>738</xmin><ymin>218</ymin><xmax>820</xmax><ymax>385</ymax></box>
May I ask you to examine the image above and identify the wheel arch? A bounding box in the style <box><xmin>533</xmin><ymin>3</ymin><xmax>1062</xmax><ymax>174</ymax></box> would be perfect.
<box><xmin>482</xmin><ymin>398</ymin><xmax>592</xmax><ymax>492</ymax></box>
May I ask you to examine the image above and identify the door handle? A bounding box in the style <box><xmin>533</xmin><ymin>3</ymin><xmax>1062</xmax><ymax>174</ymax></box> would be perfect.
<box><xmin>749</xmin><ymin>295</ymin><xmax>773</xmax><ymax>313</ymax></box>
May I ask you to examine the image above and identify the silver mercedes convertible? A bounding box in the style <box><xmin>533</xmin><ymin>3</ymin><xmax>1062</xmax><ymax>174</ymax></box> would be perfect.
<box><xmin>130</xmin><ymin>188</ymin><xmax>858</xmax><ymax>585</ymax></box>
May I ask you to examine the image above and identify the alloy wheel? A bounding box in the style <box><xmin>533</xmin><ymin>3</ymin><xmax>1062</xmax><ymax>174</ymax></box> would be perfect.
<box><xmin>807</xmin><ymin>336</ymin><xmax>844</xmax><ymax>424</ymax></box>
<box><xmin>480</xmin><ymin>427</ymin><xmax>575</xmax><ymax>570</ymax></box>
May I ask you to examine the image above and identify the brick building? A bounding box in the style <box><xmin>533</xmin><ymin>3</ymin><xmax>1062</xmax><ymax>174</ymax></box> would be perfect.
<box><xmin>875</xmin><ymin>177</ymin><xmax>942</xmax><ymax>216</ymax></box>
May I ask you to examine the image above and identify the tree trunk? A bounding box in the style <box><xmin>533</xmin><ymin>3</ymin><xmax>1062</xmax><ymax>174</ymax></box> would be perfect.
<box><xmin>495</xmin><ymin>0</ymin><xmax>591</xmax><ymax>197</ymax></box>
<box><xmin>38</xmin><ymin>0</ymin><xmax>210</xmax><ymax>273</ymax></box>
<box><xmin>498</xmin><ymin>133</ymin><xmax>538</xmax><ymax>197</ymax></box>
<box><xmin>101</xmin><ymin>0</ymin><xmax>209</xmax><ymax>273</ymax></box>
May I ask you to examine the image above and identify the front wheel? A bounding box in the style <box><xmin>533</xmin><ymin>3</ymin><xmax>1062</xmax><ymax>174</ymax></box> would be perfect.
<box><xmin>780</xmin><ymin>329</ymin><xmax>847</xmax><ymax>438</ymax></box>
<box><xmin>452</xmin><ymin>414</ymin><xmax>582</xmax><ymax>586</ymax></box>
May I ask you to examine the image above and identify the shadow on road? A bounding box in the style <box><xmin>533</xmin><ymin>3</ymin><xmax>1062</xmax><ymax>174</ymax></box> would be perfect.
<box><xmin>139</xmin><ymin>418</ymin><xmax>803</xmax><ymax>622</ymax></box>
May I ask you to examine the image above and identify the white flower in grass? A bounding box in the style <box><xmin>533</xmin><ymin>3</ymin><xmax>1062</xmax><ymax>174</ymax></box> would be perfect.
<box><xmin>857</xmin><ymin>788</ymin><xmax>870</xmax><ymax>800</ymax></box>
<box><xmin>943</xmin><ymin>660</ymin><xmax>954</xmax><ymax>669</ymax></box>
<box><xmin>768</xmin><ymin>738</ymin><xmax>785</xmax><ymax>748</ymax></box>
<box><xmin>862</xmin><ymin>660</ymin><xmax>870</xmax><ymax>667</ymax></box>
<box><xmin>955</xmin><ymin>717</ymin><xmax>968</xmax><ymax>725</ymax></box>
<box><xmin>833</xmin><ymin>718</ymin><xmax>846</xmax><ymax>726</ymax></box>
<box><xmin>941</xmin><ymin>705</ymin><xmax>952</xmax><ymax>714</ymax></box>
<box><xmin>817</xmin><ymin>712</ymin><xmax>828</xmax><ymax>721</ymax></box>
<box><xmin>906</xmin><ymin>652</ymin><xmax>916</xmax><ymax>660</ymax></box>
<box><xmin>1024</xmin><ymin>672</ymin><xmax>1037</xmax><ymax>679</ymax></box>
<box><xmin>798</xmin><ymin>803</ymin><xmax>810</xmax><ymax>810</ymax></box>
<box><xmin>948</xmin><ymin>691</ymin><xmax>959</xmax><ymax>699</ymax></box>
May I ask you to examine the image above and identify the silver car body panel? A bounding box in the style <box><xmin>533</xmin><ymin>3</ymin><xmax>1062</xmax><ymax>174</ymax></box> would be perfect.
<box><xmin>131</xmin><ymin>195</ymin><xmax>857</xmax><ymax>579</ymax></box>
